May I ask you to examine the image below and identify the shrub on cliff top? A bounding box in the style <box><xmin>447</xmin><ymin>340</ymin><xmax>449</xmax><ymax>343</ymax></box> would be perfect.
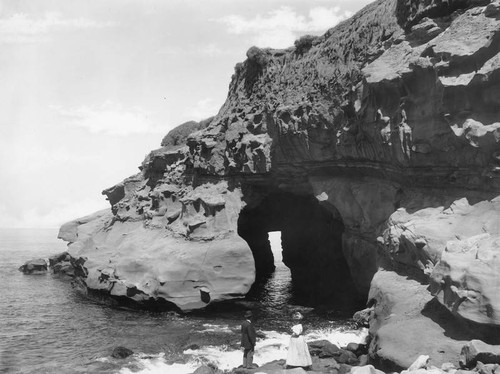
<box><xmin>246</xmin><ymin>46</ymin><xmax>268</xmax><ymax>67</ymax></box>
<box><xmin>160</xmin><ymin>117</ymin><xmax>214</xmax><ymax>148</ymax></box>
<box><xmin>294</xmin><ymin>35</ymin><xmax>318</xmax><ymax>54</ymax></box>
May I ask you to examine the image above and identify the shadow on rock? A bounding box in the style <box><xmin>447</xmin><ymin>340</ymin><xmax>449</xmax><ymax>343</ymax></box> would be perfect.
<box><xmin>421</xmin><ymin>298</ymin><xmax>500</xmax><ymax>345</ymax></box>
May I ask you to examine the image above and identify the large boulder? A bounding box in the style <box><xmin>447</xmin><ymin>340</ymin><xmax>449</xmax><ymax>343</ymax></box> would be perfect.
<box><xmin>111</xmin><ymin>346</ymin><xmax>133</xmax><ymax>359</ymax></box>
<box><xmin>430</xmin><ymin>233</ymin><xmax>500</xmax><ymax>325</ymax></box>
<box><xmin>48</xmin><ymin>252</ymin><xmax>70</xmax><ymax>267</ymax></box>
<box><xmin>308</xmin><ymin>340</ymin><xmax>340</xmax><ymax>357</ymax></box>
<box><xmin>370</xmin><ymin>195</ymin><xmax>500</xmax><ymax>367</ymax></box>
<box><xmin>367</xmin><ymin>270</ymin><xmax>467</xmax><ymax>370</ymax></box>
<box><xmin>48</xmin><ymin>251</ymin><xmax>86</xmax><ymax>277</ymax></box>
<box><xmin>59</xmin><ymin>187</ymin><xmax>255</xmax><ymax>311</ymax></box>
<box><xmin>19</xmin><ymin>259</ymin><xmax>47</xmax><ymax>274</ymax></box>
<box><xmin>353</xmin><ymin>307</ymin><xmax>374</xmax><ymax>328</ymax></box>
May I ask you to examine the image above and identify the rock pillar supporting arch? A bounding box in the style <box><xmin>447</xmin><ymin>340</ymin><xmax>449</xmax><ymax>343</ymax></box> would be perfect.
<box><xmin>237</xmin><ymin>191</ymin><xmax>365</xmax><ymax>312</ymax></box>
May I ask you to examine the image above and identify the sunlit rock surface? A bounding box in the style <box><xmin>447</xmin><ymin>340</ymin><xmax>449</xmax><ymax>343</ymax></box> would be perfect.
<box><xmin>59</xmin><ymin>184</ymin><xmax>254</xmax><ymax>311</ymax></box>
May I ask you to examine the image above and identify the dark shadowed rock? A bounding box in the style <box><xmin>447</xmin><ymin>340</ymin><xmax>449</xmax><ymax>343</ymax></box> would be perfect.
<box><xmin>48</xmin><ymin>252</ymin><xmax>70</xmax><ymax>267</ymax></box>
<box><xmin>52</xmin><ymin>261</ymin><xmax>75</xmax><ymax>276</ymax></box>
<box><xmin>459</xmin><ymin>340</ymin><xmax>500</xmax><ymax>368</ymax></box>
<box><xmin>49</xmin><ymin>251</ymin><xmax>83</xmax><ymax>277</ymax></box>
<box><xmin>19</xmin><ymin>259</ymin><xmax>47</xmax><ymax>274</ymax></box>
<box><xmin>233</xmin><ymin>363</ymin><xmax>261</xmax><ymax>373</ymax></box>
<box><xmin>182</xmin><ymin>343</ymin><xmax>200</xmax><ymax>351</ymax></box>
<box><xmin>111</xmin><ymin>346</ymin><xmax>133</xmax><ymax>359</ymax></box>
<box><xmin>353</xmin><ymin>307</ymin><xmax>373</xmax><ymax>327</ymax></box>
<box><xmin>485</xmin><ymin>1</ymin><xmax>500</xmax><ymax>18</ymax></box>
<box><xmin>335</xmin><ymin>349</ymin><xmax>358</xmax><ymax>365</ymax></box>
<box><xmin>309</xmin><ymin>340</ymin><xmax>340</xmax><ymax>357</ymax></box>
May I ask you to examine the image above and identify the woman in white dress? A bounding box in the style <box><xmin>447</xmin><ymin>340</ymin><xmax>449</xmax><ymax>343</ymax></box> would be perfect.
<box><xmin>286</xmin><ymin>323</ymin><xmax>312</xmax><ymax>369</ymax></box>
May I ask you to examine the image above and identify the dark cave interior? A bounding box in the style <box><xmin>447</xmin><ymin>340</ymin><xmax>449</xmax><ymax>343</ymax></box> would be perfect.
<box><xmin>237</xmin><ymin>191</ymin><xmax>365</xmax><ymax>312</ymax></box>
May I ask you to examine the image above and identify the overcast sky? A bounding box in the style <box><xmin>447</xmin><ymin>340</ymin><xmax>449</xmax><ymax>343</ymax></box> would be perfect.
<box><xmin>0</xmin><ymin>0</ymin><xmax>374</xmax><ymax>228</ymax></box>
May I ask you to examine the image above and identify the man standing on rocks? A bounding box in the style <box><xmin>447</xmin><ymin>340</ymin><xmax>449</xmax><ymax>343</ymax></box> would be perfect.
<box><xmin>241</xmin><ymin>310</ymin><xmax>257</xmax><ymax>369</ymax></box>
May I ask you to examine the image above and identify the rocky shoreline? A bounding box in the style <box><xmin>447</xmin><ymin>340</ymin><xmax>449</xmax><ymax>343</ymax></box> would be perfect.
<box><xmin>20</xmin><ymin>249</ymin><xmax>500</xmax><ymax>373</ymax></box>
<box><xmin>186</xmin><ymin>338</ymin><xmax>500</xmax><ymax>374</ymax></box>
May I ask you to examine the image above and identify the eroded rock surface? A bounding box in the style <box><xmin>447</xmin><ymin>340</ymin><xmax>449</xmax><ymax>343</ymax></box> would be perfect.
<box><xmin>59</xmin><ymin>0</ymin><xmax>500</xmax><ymax>368</ymax></box>
<box><xmin>60</xmin><ymin>188</ymin><xmax>253</xmax><ymax>311</ymax></box>
<box><xmin>431</xmin><ymin>231</ymin><xmax>500</xmax><ymax>326</ymax></box>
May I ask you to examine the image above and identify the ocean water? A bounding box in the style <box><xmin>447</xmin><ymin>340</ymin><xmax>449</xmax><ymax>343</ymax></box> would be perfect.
<box><xmin>0</xmin><ymin>228</ymin><xmax>367</xmax><ymax>374</ymax></box>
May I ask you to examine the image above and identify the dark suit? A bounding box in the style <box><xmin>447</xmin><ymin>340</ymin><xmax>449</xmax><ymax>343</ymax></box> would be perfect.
<box><xmin>241</xmin><ymin>319</ymin><xmax>256</xmax><ymax>368</ymax></box>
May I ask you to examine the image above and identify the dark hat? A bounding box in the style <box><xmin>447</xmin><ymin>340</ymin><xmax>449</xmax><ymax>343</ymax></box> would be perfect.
<box><xmin>244</xmin><ymin>310</ymin><xmax>253</xmax><ymax>318</ymax></box>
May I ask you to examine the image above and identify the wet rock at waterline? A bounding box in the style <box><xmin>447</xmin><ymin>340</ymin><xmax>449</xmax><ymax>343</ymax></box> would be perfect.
<box><xmin>59</xmin><ymin>208</ymin><xmax>254</xmax><ymax>311</ymax></box>
<box><xmin>48</xmin><ymin>251</ymin><xmax>71</xmax><ymax>267</ymax></box>
<box><xmin>111</xmin><ymin>346</ymin><xmax>133</xmax><ymax>359</ymax></box>
<box><xmin>56</xmin><ymin>0</ymin><xmax>500</xmax><ymax>370</ymax></box>
<box><xmin>52</xmin><ymin>261</ymin><xmax>75</xmax><ymax>276</ymax></box>
<box><xmin>19</xmin><ymin>258</ymin><xmax>48</xmax><ymax>274</ymax></box>
<box><xmin>353</xmin><ymin>307</ymin><xmax>373</xmax><ymax>328</ymax></box>
<box><xmin>308</xmin><ymin>340</ymin><xmax>341</xmax><ymax>358</ymax></box>
<box><xmin>48</xmin><ymin>251</ymin><xmax>86</xmax><ymax>277</ymax></box>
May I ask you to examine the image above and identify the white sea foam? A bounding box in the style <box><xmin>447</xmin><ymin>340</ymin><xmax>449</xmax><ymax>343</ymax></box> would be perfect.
<box><xmin>119</xmin><ymin>361</ymin><xmax>197</xmax><ymax>374</ymax></box>
<box><xmin>119</xmin><ymin>327</ymin><xmax>368</xmax><ymax>374</ymax></box>
<box><xmin>199</xmin><ymin>323</ymin><xmax>234</xmax><ymax>333</ymax></box>
<box><xmin>118</xmin><ymin>353</ymin><xmax>198</xmax><ymax>374</ymax></box>
<box><xmin>306</xmin><ymin>326</ymin><xmax>369</xmax><ymax>347</ymax></box>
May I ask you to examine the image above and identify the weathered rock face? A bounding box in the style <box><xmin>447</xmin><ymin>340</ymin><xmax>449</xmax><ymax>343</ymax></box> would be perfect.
<box><xmin>59</xmin><ymin>187</ymin><xmax>254</xmax><ymax>311</ymax></box>
<box><xmin>430</xmin><ymin>230</ymin><xmax>500</xmax><ymax>325</ymax></box>
<box><xmin>60</xmin><ymin>0</ymin><xmax>500</xmax><ymax>367</ymax></box>
<box><xmin>111</xmin><ymin>346</ymin><xmax>134</xmax><ymax>359</ymax></box>
<box><xmin>379</xmin><ymin>197</ymin><xmax>500</xmax><ymax>276</ymax></box>
<box><xmin>48</xmin><ymin>251</ymin><xmax>86</xmax><ymax>277</ymax></box>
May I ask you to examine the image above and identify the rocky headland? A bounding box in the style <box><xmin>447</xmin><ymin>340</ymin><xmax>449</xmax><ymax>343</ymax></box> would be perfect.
<box><xmin>55</xmin><ymin>0</ymin><xmax>500</xmax><ymax>372</ymax></box>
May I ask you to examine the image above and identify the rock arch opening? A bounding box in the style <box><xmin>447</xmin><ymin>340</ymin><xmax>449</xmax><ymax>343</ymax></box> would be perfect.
<box><xmin>237</xmin><ymin>191</ymin><xmax>365</xmax><ymax>312</ymax></box>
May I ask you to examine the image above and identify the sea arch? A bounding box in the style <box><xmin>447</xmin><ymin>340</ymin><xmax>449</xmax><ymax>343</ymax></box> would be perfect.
<box><xmin>237</xmin><ymin>190</ymin><xmax>366</xmax><ymax>311</ymax></box>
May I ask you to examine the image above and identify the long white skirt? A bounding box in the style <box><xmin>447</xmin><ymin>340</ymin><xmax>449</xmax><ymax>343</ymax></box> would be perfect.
<box><xmin>286</xmin><ymin>336</ymin><xmax>312</xmax><ymax>367</ymax></box>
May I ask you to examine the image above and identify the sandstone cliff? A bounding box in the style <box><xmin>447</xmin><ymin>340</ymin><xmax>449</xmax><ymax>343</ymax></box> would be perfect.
<box><xmin>59</xmin><ymin>0</ymin><xmax>500</xmax><ymax>369</ymax></box>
